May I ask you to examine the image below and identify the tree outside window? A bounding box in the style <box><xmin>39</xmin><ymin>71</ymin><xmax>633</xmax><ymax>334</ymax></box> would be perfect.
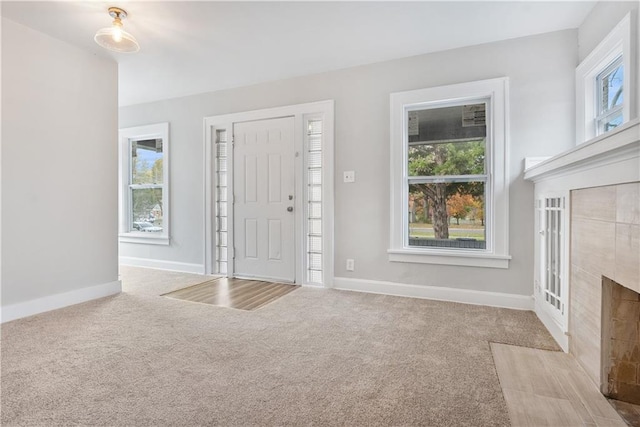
<box><xmin>129</xmin><ymin>139</ymin><xmax>164</xmax><ymax>232</ymax></box>
<box><xmin>406</xmin><ymin>103</ymin><xmax>487</xmax><ymax>249</ymax></box>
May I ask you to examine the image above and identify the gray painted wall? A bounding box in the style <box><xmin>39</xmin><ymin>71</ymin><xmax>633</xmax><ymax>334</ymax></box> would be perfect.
<box><xmin>120</xmin><ymin>29</ymin><xmax>578</xmax><ymax>296</ymax></box>
<box><xmin>578</xmin><ymin>1</ymin><xmax>639</xmax><ymax>62</ymax></box>
<box><xmin>1</xmin><ymin>18</ymin><xmax>119</xmax><ymax>306</ymax></box>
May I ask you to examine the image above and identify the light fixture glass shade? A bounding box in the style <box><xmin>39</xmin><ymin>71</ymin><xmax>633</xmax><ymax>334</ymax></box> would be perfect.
<box><xmin>94</xmin><ymin>27</ymin><xmax>139</xmax><ymax>53</ymax></box>
<box><xmin>94</xmin><ymin>7</ymin><xmax>139</xmax><ymax>53</ymax></box>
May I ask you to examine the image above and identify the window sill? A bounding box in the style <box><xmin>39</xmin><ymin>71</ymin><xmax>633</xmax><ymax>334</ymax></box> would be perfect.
<box><xmin>388</xmin><ymin>248</ymin><xmax>511</xmax><ymax>269</ymax></box>
<box><xmin>119</xmin><ymin>233</ymin><xmax>170</xmax><ymax>246</ymax></box>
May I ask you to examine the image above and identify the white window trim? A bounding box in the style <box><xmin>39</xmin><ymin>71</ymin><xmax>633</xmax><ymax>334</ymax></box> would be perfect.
<box><xmin>576</xmin><ymin>12</ymin><xmax>636</xmax><ymax>145</ymax></box>
<box><xmin>118</xmin><ymin>123</ymin><xmax>170</xmax><ymax>245</ymax></box>
<box><xmin>389</xmin><ymin>78</ymin><xmax>511</xmax><ymax>269</ymax></box>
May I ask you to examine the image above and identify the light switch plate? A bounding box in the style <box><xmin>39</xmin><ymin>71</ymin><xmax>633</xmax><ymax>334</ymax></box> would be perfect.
<box><xmin>343</xmin><ymin>171</ymin><xmax>355</xmax><ymax>183</ymax></box>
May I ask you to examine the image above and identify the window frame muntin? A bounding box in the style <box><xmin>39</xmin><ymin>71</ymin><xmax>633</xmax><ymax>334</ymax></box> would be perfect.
<box><xmin>389</xmin><ymin>77</ymin><xmax>510</xmax><ymax>269</ymax></box>
<box><xmin>119</xmin><ymin>122</ymin><xmax>170</xmax><ymax>245</ymax></box>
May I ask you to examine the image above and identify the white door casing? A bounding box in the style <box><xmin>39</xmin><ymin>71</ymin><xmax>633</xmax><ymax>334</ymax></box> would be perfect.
<box><xmin>203</xmin><ymin>100</ymin><xmax>335</xmax><ymax>287</ymax></box>
<box><xmin>233</xmin><ymin>117</ymin><xmax>296</xmax><ymax>282</ymax></box>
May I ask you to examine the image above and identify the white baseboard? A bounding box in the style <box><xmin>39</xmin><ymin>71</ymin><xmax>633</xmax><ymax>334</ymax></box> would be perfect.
<box><xmin>333</xmin><ymin>277</ymin><xmax>534</xmax><ymax>311</ymax></box>
<box><xmin>534</xmin><ymin>299</ymin><xmax>569</xmax><ymax>352</ymax></box>
<box><xmin>119</xmin><ymin>256</ymin><xmax>205</xmax><ymax>274</ymax></box>
<box><xmin>1</xmin><ymin>280</ymin><xmax>122</xmax><ymax>323</ymax></box>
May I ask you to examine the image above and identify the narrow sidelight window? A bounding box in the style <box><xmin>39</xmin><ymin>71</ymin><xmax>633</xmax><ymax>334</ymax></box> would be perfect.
<box><xmin>215</xmin><ymin>129</ymin><xmax>229</xmax><ymax>274</ymax></box>
<box><xmin>306</xmin><ymin>118</ymin><xmax>323</xmax><ymax>284</ymax></box>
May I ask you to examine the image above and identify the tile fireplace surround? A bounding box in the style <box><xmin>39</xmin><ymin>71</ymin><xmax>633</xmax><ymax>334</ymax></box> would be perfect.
<box><xmin>525</xmin><ymin>119</ymin><xmax>640</xmax><ymax>402</ymax></box>
<box><xmin>572</xmin><ymin>184</ymin><xmax>639</xmax><ymax>403</ymax></box>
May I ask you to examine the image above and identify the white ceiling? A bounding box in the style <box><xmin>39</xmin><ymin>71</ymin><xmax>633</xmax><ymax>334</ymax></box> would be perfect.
<box><xmin>1</xmin><ymin>1</ymin><xmax>596</xmax><ymax>106</ymax></box>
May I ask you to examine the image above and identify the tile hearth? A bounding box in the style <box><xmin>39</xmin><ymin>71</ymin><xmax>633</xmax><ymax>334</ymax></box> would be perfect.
<box><xmin>492</xmin><ymin>343</ymin><xmax>627</xmax><ymax>426</ymax></box>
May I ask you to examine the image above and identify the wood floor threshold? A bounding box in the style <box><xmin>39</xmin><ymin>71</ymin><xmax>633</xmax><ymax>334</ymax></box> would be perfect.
<box><xmin>163</xmin><ymin>277</ymin><xmax>298</xmax><ymax>311</ymax></box>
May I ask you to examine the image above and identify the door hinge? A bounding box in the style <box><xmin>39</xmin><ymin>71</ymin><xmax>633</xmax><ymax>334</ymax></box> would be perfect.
<box><xmin>232</xmin><ymin>247</ymin><xmax>236</xmax><ymax>259</ymax></box>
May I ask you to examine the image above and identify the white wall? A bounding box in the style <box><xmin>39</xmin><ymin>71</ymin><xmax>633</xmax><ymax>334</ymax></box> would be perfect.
<box><xmin>120</xmin><ymin>29</ymin><xmax>578</xmax><ymax>297</ymax></box>
<box><xmin>1</xmin><ymin>18</ymin><xmax>120</xmax><ymax>320</ymax></box>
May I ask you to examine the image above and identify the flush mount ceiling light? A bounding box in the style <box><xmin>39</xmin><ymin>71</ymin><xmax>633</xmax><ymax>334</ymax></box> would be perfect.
<box><xmin>94</xmin><ymin>7</ymin><xmax>139</xmax><ymax>53</ymax></box>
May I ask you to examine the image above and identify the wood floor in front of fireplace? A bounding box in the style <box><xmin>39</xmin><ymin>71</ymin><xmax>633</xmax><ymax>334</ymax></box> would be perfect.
<box><xmin>491</xmin><ymin>343</ymin><xmax>629</xmax><ymax>426</ymax></box>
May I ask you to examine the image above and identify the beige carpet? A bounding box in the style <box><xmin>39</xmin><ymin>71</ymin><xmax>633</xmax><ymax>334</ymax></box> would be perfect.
<box><xmin>1</xmin><ymin>267</ymin><xmax>559</xmax><ymax>426</ymax></box>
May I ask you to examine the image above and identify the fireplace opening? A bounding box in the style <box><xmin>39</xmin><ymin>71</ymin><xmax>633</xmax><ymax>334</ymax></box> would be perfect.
<box><xmin>601</xmin><ymin>276</ymin><xmax>640</xmax><ymax>405</ymax></box>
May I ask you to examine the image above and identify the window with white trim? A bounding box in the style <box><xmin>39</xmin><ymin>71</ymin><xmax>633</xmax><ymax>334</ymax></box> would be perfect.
<box><xmin>119</xmin><ymin>123</ymin><xmax>170</xmax><ymax>245</ymax></box>
<box><xmin>389</xmin><ymin>78</ymin><xmax>510</xmax><ymax>269</ymax></box>
<box><xmin>576</xmin><ymin>13</ymin><xmax>636</xmax><ymax>144</ymax></box>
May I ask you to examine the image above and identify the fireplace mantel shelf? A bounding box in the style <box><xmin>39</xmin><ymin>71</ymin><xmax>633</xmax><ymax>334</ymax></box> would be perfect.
<box><xmin>524</xmin><ymin>119</ymin><xmax>640</xmax><ymax>185</ymax></box>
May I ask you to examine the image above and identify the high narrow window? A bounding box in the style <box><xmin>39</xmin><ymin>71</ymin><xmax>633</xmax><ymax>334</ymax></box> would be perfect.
<box><xmin>595</xmin><ymin>57</ymin><xmax>624</xmax><ymax>135</ymax></box>
<box><xmin>576</xmin><ymin>13</ymin><xmax>635</xmax><ymax>144</ymax></box>
<box><xmin>306</xmin><ymin>119</ymin><xmax>323</xmax><ymax>284</ymax></box>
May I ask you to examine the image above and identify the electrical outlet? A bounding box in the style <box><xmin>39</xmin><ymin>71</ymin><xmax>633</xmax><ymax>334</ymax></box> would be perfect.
<box><xmin>346</xmin><ymin>258</ymin><xmax>355</xmax><ymax>271</ymax></box>
<box><xmin>343</xmin><ymin>171</ymin><xmax>355</xmax><ymax>183</ymax></box>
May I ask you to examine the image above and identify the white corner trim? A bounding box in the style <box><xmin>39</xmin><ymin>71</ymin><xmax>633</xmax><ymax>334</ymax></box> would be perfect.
<box><xmin>534</xmin><ymin>299</ymin><xmax>569</xmax><ymax>352</ymax></box>
<box><xmin>333</xmin><ymin>277</ymin><xmax>533</xmax><ymax>310</ymax></box>
<box><xmin>1</xmin><ymin>280</ymin><xmax>122</xmax><ymax>323</ymax></box>
<box><xmin>119</xmin><ymin>256</ymin><xmax>205</xmax><ymax>274</ymax></box>
<box><xmin>301</xmin><ymin>283</ymin><xmax>325</xmax><ymax>289</ymax></box>
<box><xmin>524</xmin><ymin>157</ymin><xmax>551</xmax><ymax>172</ymax></box>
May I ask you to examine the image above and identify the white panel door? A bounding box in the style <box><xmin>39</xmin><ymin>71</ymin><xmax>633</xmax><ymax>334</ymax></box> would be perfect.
<box><xmin>233</xmin><ymin>117</ymin><xmax>295</xmax><ymax>282</ymax></box>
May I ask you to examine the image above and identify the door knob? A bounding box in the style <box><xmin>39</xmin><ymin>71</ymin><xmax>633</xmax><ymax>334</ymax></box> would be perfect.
<box><xmin>287</xmin><ymin>206</ymin><xmax>293</xmax><ymax>212</ymax></box>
